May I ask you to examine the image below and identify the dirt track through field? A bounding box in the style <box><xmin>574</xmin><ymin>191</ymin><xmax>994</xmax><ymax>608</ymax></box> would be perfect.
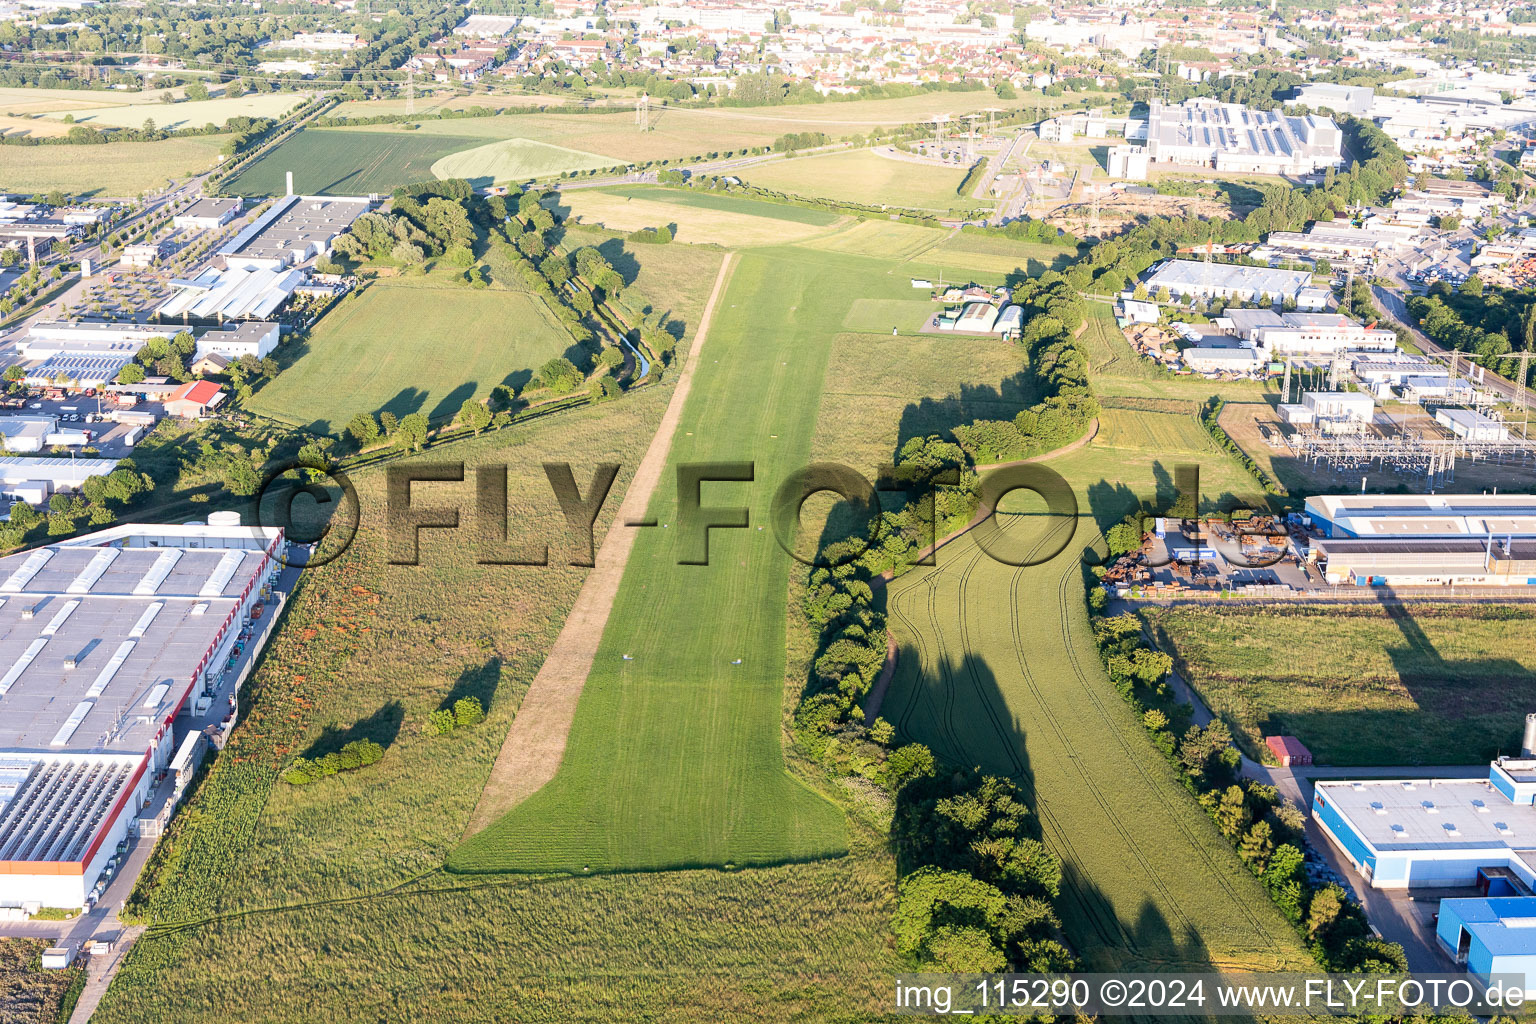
<box><xmin>464</xmin><ymin>252</ymin><xmax>738</xmax><ymax>836</ymax></box>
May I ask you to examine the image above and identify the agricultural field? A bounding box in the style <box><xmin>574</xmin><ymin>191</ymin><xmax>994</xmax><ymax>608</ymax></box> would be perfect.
<box><xmin>598</xmin><ymin>186</ymin><xmax>839</xmax><ymax>225</ymax></box>
<box><xmin>0</xmin><ymin>135</ymin><xmax>227</xmax><ymax>195</ymax></box>
<box><xmin>810</xmin><ymin>330</ymin><xmax>1030</xmax><ymax>472</ymax></box>
<box><xmin>917</xmin><ymin>230</ymin><xmax>1079</xmax><ymax>277</ymax></box>
<box><xmin>41</xmin><ymin>92</ymin><xmax>308</xmax><ymax>130</ymax></box>
<box><xmin>224</xmin><ymin>128</ymin><xmax>486</xmax><ymax>197</ymax></box>
<box><xmin>0</xmin><ymin>113</ymin><xmax>72</xmax><ymax>138</ymax></box>
<box><xmin>1140</xmin><ymin>604</ymin><xmax>1536</xmax><ymax>766</ymax></box>
<box><xmin>331</xmin><ymin>91</ymin><xmax>568</xmax><ymax>118</ymax></box>
<box><xmin>246</xmin><ymin>278</ymin><xmax>574</xmax><ymax>434</ymax></box>
<box><xmin>0</xmin><ymin>84</ymin><xmax>202</xmax><ymax>114</ymax></box>
<box><xmin>430</xmin><ymin>136</ymin><xmax>617</xmax><ymax>183</ymax></box>
<box><xmin>738</xmin><ymin>149</ymin><xmax>975</xmax><ymax>211</ymax></box>
<box><xmin>558</xmin><ymin>187</ymin><xmax>842</xmax><ymax>247</ymax></box>
<box><xmin>452</xmin><ymin>246</ymin><xmax>898</xmax><ymax>873</ymax></box>
<box><xmin>882</xmin><ymin>514</ymin><xmax>1311</xmax><ymax>972</ymax></box>
<box><xmin>798</xmin><ymin>219</ymin><xmax>945</xmax><ymax>261</ymax></box>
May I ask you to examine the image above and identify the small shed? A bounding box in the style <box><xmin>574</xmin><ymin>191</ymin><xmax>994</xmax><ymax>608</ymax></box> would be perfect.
<box><xmin>1265</xmin><ymin>735</ymin><xmax>1313</xmax><ymax>767</ymax></box>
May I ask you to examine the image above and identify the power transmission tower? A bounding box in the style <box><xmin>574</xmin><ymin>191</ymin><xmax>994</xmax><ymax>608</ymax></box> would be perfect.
<box><xmin>1517</xmin><ymin>349</ymin><xmax>1532</xmax><ymax>438</ymax></box>
<box><xmin>1343</xmin><ymin>266</ymin><xmax>1354</xmax><ymax>317</ymax></box>
<box><xmin>1282</xmin><ymin>357</ymin><xmax>1292</xmax><ymax>404</ymax></box>
<box><xmin>635</xmin><ymin>92</ymin><xmax>650</xmax><ymax>131</ymax></box>
<box><xmin>406</xmin><ymin>67</ymin><xmax>415</xmax><ymax>115</ymax></box>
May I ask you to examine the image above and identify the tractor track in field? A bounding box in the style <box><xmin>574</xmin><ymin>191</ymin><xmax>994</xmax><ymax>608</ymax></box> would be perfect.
<box><xmin>1048</xmin><ymin>559</ymin><xmax>1291</xmax><ymax>966</ymax></box>
<box><xmin>463</xmin><ymin>251</ymin><xmax>738</xmax><ymax>836</ymax></box>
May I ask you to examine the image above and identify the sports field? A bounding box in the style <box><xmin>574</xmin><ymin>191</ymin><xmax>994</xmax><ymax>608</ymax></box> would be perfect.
<box><xmin>224</xmin><ymin>127</ymin><xmax>485</xmax><ymax>196</ymax></box>
<box><xmin>456</xmin><ymin>246</ymin><xmax>967</xmax><ymax>874</ymax></box>
<box><xmin>738</xmin><ymin>149</ymin><xmax>974</xmax><ymax>211</ymax></box>
<box><xmin>1141</xmin><ymin>604</ymin><xmax>1536</xmax><ymax>766</ymax></box>
<box><xmin>430</xmin><ymin>136</ymin><xmax>617</xmax><ymax>183</ymax></box>
<box><xmin>882</xmin><ymin>514</ymin><xmax>1311</xmax><ymax>972</ymax></box>
<box><xmin>0</xmin><ymin>135</ymin><xmax>227</xmax><ymax>195</ymax></box>
<box><xmin>42</xmin><ymin>92</ymin><xmax>308</xmax><ymax>130</ymax></box>
<box><xmin>246</xmin><ymin>280</ymin><xmax>573</xmax><ymax>434</ymax></box>
<box><xmin>560</xmin><ymin>187</ymin><xmax>842</xmax><ymax>247</ymax></box>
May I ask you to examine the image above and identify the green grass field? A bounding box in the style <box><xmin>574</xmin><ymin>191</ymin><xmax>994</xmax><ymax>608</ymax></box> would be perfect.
<box><xmin>798</xmin><ymin>219</ymin><xmax>946</xmax><ymax>261</ymax></box>
<box><xmin>225</xmin><ymin>127</ymin><xmax>485</xmax><ymax>196</ymax></box>
<box><xmin>44</xmin><ymin>92</ymin><xmax>308</xmax><ymax>130</ymax></box>
<box><xmin>739</xmin><ymin>149</ymin><xmax>974</xmax><ymax>211</ymax></box>
<box><xmin>329</xmin><ymin>91</ymin><xmax>1065</xmax><ymax>167</ymax></box>
<box><xmin>560</xmin><ymin>188</ymin><xmax>842</xmax><ymax>247</ymax></box>
<box><xmin>810</xmin><ymin>330</ymin><xmax>1029</xmax><ymax>472</ymax></box>
<box><xmin>246</xmin><ymin>280</ymin><xmax>574</xmax><ymax>434</ymax></box>
<box><xmin>918</xmin><ymin>231</ymin><xmax>1079</xmax><ymax>277</ymax></box>
<box><xmin>0</xmin><ymin>135</ymin><xmax>227</xmax><ymax>195</ymax></box>
<box><xmin>598</xmin><ymin>186</ymin><xmax>840</xmax><ymax>225</ymax></box>
<box><xmin>430</xmin><ymin>136</ymin><xmax>617</xmax><ymax>183</ymax></box>
<box><xmin>1141</xmin><ymin>604</ymin><xmax>1536</xmax><ymax>767</ymax></box>
<box><xmin>451</xmin><ymin>248</ymin><xmax>910</xmax><ymax>873</ymax></box>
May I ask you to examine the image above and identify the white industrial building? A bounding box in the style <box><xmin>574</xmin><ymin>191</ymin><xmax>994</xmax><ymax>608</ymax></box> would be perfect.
<box><xmin>1314</xmin><ymin>756</ymin><xmax>1536</xmax><ymax>889</ymax></box>
<box><xmin>0</xmin><ymin>416</ymin><xmax>88</xmax><ymax>453</ymax></box>
<box><xmin>1180</xmin><ymin>337</ymin><xmax>1265</xmax><ymax>373</ymax></box>
<box><xmin>1278</xmin><ymin>390</ymin><xmax>1375</xmax><ymax>431</ymax></box>
<box><xmin>0</xmin><ymin>521</ymin><xmax>284</xmax><ymax>908</ymax></box>
<box><xmin>1291</xmin><ymin>82</ymin><xmax>1375</xmax><ymax>116</ymax></box>
<box><xmin>1222</xmin><ymin>310</ymin><xmax>1398</xmax><ymax>356</ymax></box>
<box><xmin>157</xmin><ymin>265</ymin><xmax>306</xmax><ymax>321</ymax></box>
<box><xmin>0</xmin><ymin>456</ymin><xmax>118</xmax><ymax>503</ymax></box>
<box><xmin>193</xmin><ymin>322</ymin><xmax>279</xmax><ymax>362</ymax></box>
<box><xmin>1261</xmin><ymin>224</ymin><xmax>1408</xmax><ymax>263</ymax></box>
<box><xmin>171</xmin><ymin>197</ymin><xmax>242</xmax><ymax>232</ymax></box>
<box><xmin>1143</xmin><ymin>260</ymin><xmax>1313</xmax><ymax>304</ymax></box>
<box><xmin>1436</xmin><ymin>407</ymin><xmax>1511</xmax><ymax>441</ymax></box>
<box><xmin>218</xmin><ymin>193</ymin><xmax>371</xmax><ymax>271</ymax></box>
<box><xmin>1141</xmin><ymin>99</ymin><xmax>1344</xmax><ymax>176</ymax></box>
<box><xmin>1304</xmin><ymin>493</ymin><xmax>1536</xmax><ymax>539</ymax></box>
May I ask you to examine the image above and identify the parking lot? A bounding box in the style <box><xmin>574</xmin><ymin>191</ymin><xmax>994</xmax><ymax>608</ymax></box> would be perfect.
<box><xmin>9</xmin><ymin>393</ymin><xmax>165</xmax><ymax>457</ymax></box>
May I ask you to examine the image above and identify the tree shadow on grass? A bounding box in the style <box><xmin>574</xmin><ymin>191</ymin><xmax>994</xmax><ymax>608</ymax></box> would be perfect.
<box><xmin>381</xmin><ymin>386</ymin><xmax>427</xmax><ymax>420</ymax></box>
<box><xmin>439</xmin><ymin>658</ymin><xmax>502</xmax><ymax>714</ymax></box>
<box><xmin>593</xmin><ymin>238</ymin><xmax>640</xmax><ymax>285</ymax></box>
<box><xmin>302</xmin><ymin>699</ymin><xmax>406</xmax><ymax>759</ymax></box>
<box><xmin>895</xmin><ymin>374</ymin><xmax>1037</xmax><ymax>456</ymax></box>
<box><xmin>428</xmin><ymin>380</ymin><xmax>479</xmax><ymax>423</ymax></box>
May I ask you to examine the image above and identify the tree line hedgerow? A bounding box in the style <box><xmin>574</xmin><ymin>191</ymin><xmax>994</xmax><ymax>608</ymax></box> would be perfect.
<box><xmin>281</xmin><ymin>739</ymin><xmax>384</xmax><ymax>785</ymax></box>
<box><xmin>1084</xmin><ymin>605</ymin><xmax>1408</xmax><ymax>974</ymax></box>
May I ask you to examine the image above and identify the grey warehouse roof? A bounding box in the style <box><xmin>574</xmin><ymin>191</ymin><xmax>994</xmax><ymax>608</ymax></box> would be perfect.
<box><xmin>0</xmin><ymin>543</ymin><xmax>267</xmax><ymax>757</ymax></box>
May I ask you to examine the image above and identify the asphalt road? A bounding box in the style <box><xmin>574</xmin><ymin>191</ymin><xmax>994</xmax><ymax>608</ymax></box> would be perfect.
<box><xmin>1372</xmin><ymin>283</ymin><xmax>1534</xmax><ymax>411</ymax></box>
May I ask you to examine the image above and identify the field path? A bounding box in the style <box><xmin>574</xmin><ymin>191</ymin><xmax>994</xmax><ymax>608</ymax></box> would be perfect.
<box><xmin>465</xmin><ymin>252</ymin><xmax>738</xmax><ymax>835</ymax></box>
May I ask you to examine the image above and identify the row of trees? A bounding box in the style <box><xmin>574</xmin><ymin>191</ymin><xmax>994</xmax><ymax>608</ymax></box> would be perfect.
<box><xmin>1088</xmin><ymin>611</ymin><xmax>1407</xmax><ymax>973</ymax></box>
<box><xmin>951</xmin><ymin>277</ymin><xmax>1098</xmax><ymax>464</ymax></box>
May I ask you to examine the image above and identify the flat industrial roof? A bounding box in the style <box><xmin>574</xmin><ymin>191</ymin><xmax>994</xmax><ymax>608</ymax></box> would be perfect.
<box><xmin>1146</xmin><ymin>260</ymin><xmax>1312</xmax><ymax>294</ymax></box>
<box><xmin>1441</xmin><ymin>897</ymin><xmax>1536</xmax><ymax>957</ymax></box>
<box><xmin>1318</xmin><ymin>778</ymin><xmax>1536</xmax><ymax>851</ymax></box>
<box><xmin>176</xmin><ymin>197</ymin><xmax>241</xmax><ymax>221</ymax></box>
<box><xmin>221</xmin><ymin>194</ymin><xmax>369</xmax><ymax>263</ymax></box>
<box><xmin>0</xmin><ymin>542</ymin><xmax>269</xmax><ymax>757</ymax></box>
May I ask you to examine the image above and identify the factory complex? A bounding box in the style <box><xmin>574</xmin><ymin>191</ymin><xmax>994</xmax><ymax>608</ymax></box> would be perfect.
<box><xmin>0</xmin><ymin>520</ymin><xmax>285</xmax><ymax>910</ymax></box>
<box><xmin>1105</xmin><ymin>98</ymin><xmax>1345</xmax><ymax>180</ymax></box>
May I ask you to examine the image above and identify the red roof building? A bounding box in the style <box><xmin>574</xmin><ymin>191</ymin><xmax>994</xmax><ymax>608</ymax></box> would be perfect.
<box><xmin>164</xmin><ymin>380</ymin><xmax>225</xmax><ymax>419</ymax></box>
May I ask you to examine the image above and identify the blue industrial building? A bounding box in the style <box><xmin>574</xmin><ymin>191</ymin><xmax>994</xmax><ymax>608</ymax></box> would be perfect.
<box><xmin>1436</xmin><ymin>897</ymin><xmax>1536</xmax><ymax>996</ymax></box>
<box><xmin>1302</xmin><ymin>494</ymin><xmax>1536</xmax><ymax>540</ymax></box>
<box><xmin>1313</xmin><ymin>758</ymin><xmax>1536</xmax><ymax>890</ymax></box>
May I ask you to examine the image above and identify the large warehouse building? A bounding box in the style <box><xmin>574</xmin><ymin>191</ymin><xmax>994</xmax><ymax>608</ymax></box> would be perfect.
<box><xmin>1142</xmin><ymin>98</ymin><xmax>1345</xmax><ymax>175</ymax></box>
<box><xmin>1304</xmin><ymin>494</ymin><xmax>1536</xmax><ymax>539</ymax></box>
<box><xmin>1303</xmin><ymin>494</ymin><xmax>1536</xmax><ymax>587</ymax></box>
<box><xmin>1143</xmin><ymin>260</ymin><xmax>1314</xmax><ymax>305</ymax></box>
<box><xmin>1314</xmin><ymin>754</ymin><xmax>1536</xmax><ymax>891</ymax></box>
<box><xmin>0</xmin><ymin>521</ymin><xmax>283</xmax><ymax>908</ymax></box>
